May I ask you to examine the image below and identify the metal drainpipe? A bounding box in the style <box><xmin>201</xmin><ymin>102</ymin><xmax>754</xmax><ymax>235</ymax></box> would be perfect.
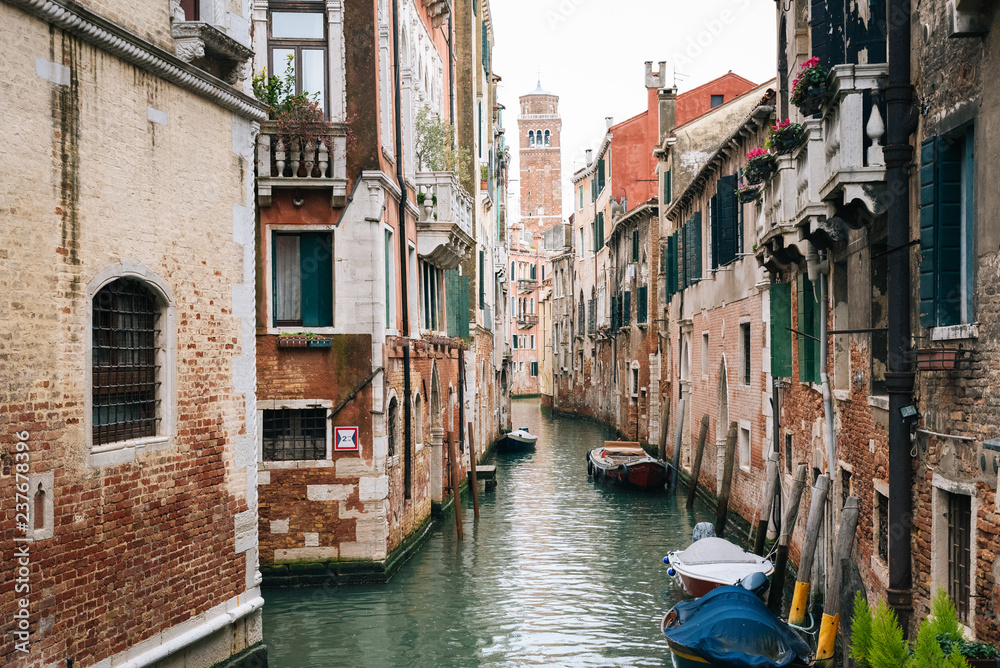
<box><xmin>390</xmin><ymin>0</ymin><xmax>412</xmax><ymax>499</ymax></box>
<box><xmin>885</xmin><ymin>0</ymin><xmax>915</xmax><ymax>631</ymax></box>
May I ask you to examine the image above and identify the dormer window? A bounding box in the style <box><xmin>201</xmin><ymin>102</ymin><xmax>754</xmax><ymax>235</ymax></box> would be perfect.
<box><xmin>269</xmin><ymin>8</ymin><xmax>328</xmax><ymax>116</ymax></box>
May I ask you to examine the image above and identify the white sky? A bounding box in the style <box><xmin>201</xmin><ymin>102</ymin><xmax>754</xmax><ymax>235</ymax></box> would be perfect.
<box><xmin>490</xmin><ymin>0</ymin><xmax>778</xmax><ymax>220</ymax></box>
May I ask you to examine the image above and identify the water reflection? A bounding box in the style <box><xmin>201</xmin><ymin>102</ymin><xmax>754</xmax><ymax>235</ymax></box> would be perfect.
<box><xmin>263</xmin><ymin>399</ymin><xmax>716</xmax><ymax>667</ymax></box>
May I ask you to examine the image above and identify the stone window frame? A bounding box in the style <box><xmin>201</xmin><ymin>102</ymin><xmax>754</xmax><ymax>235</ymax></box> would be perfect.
<box><xmin>738</xmin><ymin>317</ymin><xmax>752</xmax><ymax>387</ymax></box>
<box><xmin>85</xmin><ymin>264</ymin><xmax>177</xmax><ymax>468</ymax></box>
<box><xmin>871</xmin><ymin>478</ymin><xmax>890</xmax><ymax>586</ymax></box>
<box><xmin>930</xmin><ymin>473</ymin><xmax>978</xmax><ymax>635</ymax></box>
<box><xmin>263</xmin><ymin>223</ymin><xmax>337</xmax><ymax>335</ymax></box>
<box><xmin>701</xmin><ymin>331</ymin><xmax>710</xmax><ymax>379</ymax></box>
<box><xmin>738</xmin><ymin>419</ymin><xmax>752</xmax><ymax>473</ymax></box>
<box><xmin>386</xmin><ymin>389</ymin><xmax>400</xmax><ymax>469</ymax></box>
<box><xmin>257</xmin><ymin>399</ymin><xmax>333</xmax><ymax>470</ymax></box>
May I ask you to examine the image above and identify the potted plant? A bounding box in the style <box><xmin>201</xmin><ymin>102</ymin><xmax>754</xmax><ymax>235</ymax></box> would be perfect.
<box><xmin>791</xmin><ymin>56</ymin><xmax>830</xmax><ymax>116</ymax></box>
<box><xmin>253</xmin><ymin>56</ymin><xmax>334</xmax><ymax>177</ymax></box>
<box><xmin>743</xmin><ymin>148</ymin><xmax>778</xmax><ymax>185</ymax></box>
<box><xmin>278</xmin><ymin>332</ymin><xmax>332</xmax><ymax>348</ymax></box>
<box><xmin>480</xmin><ymin>164</ymin><xmax>489</xmax><ymax>190</ymax></box>
<box><xmin>916</xmin><ymin>347</ymin><xmax>960</xmax><ymax>370</ymax></box>
<box><xmin>766</xmin><ymin>118</ymin><xmax>805</xmax><ymax>154</ymax></box>
<box><xmin>735</xmin><ymin>182</ymin><xmax>762</xmax><ymax>203</ymax></box>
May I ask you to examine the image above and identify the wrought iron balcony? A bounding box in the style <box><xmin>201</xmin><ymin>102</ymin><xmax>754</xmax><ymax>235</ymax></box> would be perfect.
<box><xmin>517</xmin><ymin>279</ymin><xmax>537</xmax><ymax>293</ymax></box>
<box><xmin>757</xmin><ymin>63</ymin><xmax>888</xmax><ymax>272</ymax></box>
<box><xmin>518</xmin><ymin>314</ymin><xmax>539</xmax><ymax>328</ymax></box>
<box><xmin>415</xmin><ymin>171</ymin><xmax>474</xmax><ymax>270</ymax></box>
<box><xmin>256</xmin><ymin>121</ymin><xmax>349</xmax><ymax>207</ymax></box>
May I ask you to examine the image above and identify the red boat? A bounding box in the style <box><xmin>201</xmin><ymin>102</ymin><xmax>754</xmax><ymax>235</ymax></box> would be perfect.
<box><xmin>664</xmin><ymin>536</ymin><xmax>775</xmax><ymax>597</ymax></box>
<box><xmin>587</xmin><ymin>442</ymin><xmax>668</xmax><ymax>490</ymax></box>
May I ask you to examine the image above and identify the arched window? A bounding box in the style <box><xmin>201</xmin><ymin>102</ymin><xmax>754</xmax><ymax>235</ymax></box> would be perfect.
<box><xmin>544</xmin><ymin>130</ymin><xmax>551</xmax><ymax>146</ymax></box>
<box><xmin>528</xmin><ymin>130</ymin><xmax>535</xmax><ymax>146</ymax></box>
<box><xmin>387</xmin><ymin>396</ymin><xmax>398</xmax><ymax>459</ymax></box>
<box><xmin>92</xmin><ymin>278</ymin><xmax>162</xmax><ymax>445</ymax></box>
<box><xmin>530</xmin><ymin>298</ymin><xmax>535</xmax><ymax>314</ymax></box>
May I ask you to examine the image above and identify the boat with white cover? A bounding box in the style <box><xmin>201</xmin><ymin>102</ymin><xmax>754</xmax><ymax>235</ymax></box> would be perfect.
<box><xmin>664</xmin><ymin>536</ymin><xmax>774</xmax><ymax>597</ymax></box>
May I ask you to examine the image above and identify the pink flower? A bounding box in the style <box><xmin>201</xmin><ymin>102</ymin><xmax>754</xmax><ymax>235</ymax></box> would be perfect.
<box><xmin>747</xmin><ymin>148</ymin><xmax>770</xmax><ymax>160</ymax></box>
<box><xmin>801</xmin><ymin>57</ymin><xmax>820</xmax><ymax>70</ymax></box>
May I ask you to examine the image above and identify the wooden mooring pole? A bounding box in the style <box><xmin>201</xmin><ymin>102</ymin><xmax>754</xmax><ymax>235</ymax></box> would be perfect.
<box><xmin>767</xmin><ymin>463</ymin><xmax>808</xmax><ymax>615</ymax></box>
<box><xmin>448</xmin><ymin>433</ymin><xmax>463</xmax><ymax>540</ymax></box>
<box><xmin>467</xmin><ymin>421</ymin><xmax>479</xmax><ymax>519</ymax></box>
<box><xmin>685</xmin><ymin>415</ymin><xmax>710</xmax><ymax>510</ymax></box>
<box><xmin>668</xmin><ymin>398</ymin><xmax>686</xmax><ymax>489</ymax></box>
<box><xmin>753</xmin><ymin>453</ymin><xmax>781</xmax><ymax>556</ymax></box>
<box><xmin>816</xmin><ymin>496</ymin><xmax>860</xmax><ymax>663</ymax></box>
<box><xmin>658</xmin><ymin>400</ymin><xmax>670</xmax><ymax>461</ymax></box>
<box><xmin>788</xmin><ymin>473</ymin><xmax>830</xmax><ymax>626</ymax></box>
<box><xmin>715</xmin><ymin>421</ymin><xmax>738</xmax><ymax>537</ymax></box>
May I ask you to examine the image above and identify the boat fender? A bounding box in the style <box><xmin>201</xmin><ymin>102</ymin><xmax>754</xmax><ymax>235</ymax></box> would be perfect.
<box><xmin>621</xmin><ymin>468</ymin><xmax>629</xmax><ymax>484</ymax></box>
<box><xmin>667</xmin><ymin>568</ymin><xmax>676</xmax><ymax>577</ymax></box>
<box><xmin>587</xmin><ymin>460</ymin><xmax>593</xmax><ymax>476</ymax></box>
<box><xmin>662</xmin><ymin>556</ymin><xmax>670</xmax><ymax>565</ymax></box>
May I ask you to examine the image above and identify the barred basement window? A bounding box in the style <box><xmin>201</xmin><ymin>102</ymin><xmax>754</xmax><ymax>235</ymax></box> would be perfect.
<box><xmin>876</xmin><ymin>490</ymin><xmax>889</xmax><ymax>563</ymax></box>
<box><xmin>92</xmin><ymin>279</ymin><xmax>161</xmax><ymax>445</ymax></box>
<box><xmin>262</xmin><ymin>408</ymin><xmax>327</xmax><ymax>461</ymax></box>
<box><xmin>948</xmin><ymin>491</ymin><xmax>972</xmax><ymax>624</ymax></box>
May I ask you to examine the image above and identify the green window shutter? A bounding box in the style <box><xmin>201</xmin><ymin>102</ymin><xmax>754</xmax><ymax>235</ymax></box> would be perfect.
<box><xmin>667</xmin><ymin>233</ymin><xmax>678</xmax><ymax>297</ymax></box>
<box><xmin>690</xmin><ymin>212</ymin><xmax>702</xmax><ymax>282</ymax></box>
<box><xmin>513</xmin><ymin>334</ymin><xmax>518</xmax><ymax>348</ymax></box>
<box><xmin>481</xmin><ymin>21</ymin><xmax>489</xmax><ymax>73</ymax></box>
<box><xmin>632</xmin><ymin>229</ymin><xmax>639</xmax><ymax>263</ymax></box>
<box><xmin>530</xmin><ymin>264</ymin><xmax>537</xmax><ymax>279</ymax></box>
<box><xmin>445</xmin><ymin>269</ymin><xmax>459</xmax><ymax>337</ymax></box>
<box><xmin>591</xmin><ymin>176</ymin><xmax>597</xmax><ymax>202</ymax></box>
<box><xmin>597</xmin><ymin>158</ymin><xmax>605</xmax><ymax>192</ymax></box>
<box><xmin>300</xmin><ymin>232</ymin><xmax>333</xmax><ymax>327</ymax></box>
<box><xmin>919</xmin><ymin>137</ymin><xmax>940</xmax><ymax>327</ymax></box>
<box><xmin>796</xmin><ymin>275</ymin><xmax>818</xmax><ymax>384</ymax></box>
<box><xmin>610</xmin><ymin>295</ymin><xmax>618</xmax><ymax>330</ymax></box>
<box><xmin>591</xmin><ymin>218</ymin><xmax>598</xmax><ymax>253</ymax></box>
<box><xmin>664</xmin><ymin>169</ymin><xmax>672</xmax><ymax>204</ymax></box>
<box><xmin>637</xmin><ymin>286</ymin><xmax>647</xmax><ymax>324</ymax></box>
<box><xmin>479</xmin><ymin>250</ymin><xmax>485</xmax><ymax>307</ymax></box>
<box><xmin>716</xmin><ymin>174</ymin><xmax>738</xmax><ymax>266</ymax></box>
<box><xmin>680</xmin><ymin>222</ymin><xmax>689</xmax><ymax>288</ymax></box>
<box><xmin>384</xmin><ymin>229</ymin><xmax>393</xmax><ymax>327</ymax></box>
<box><xmin>770</xmin><ymin>282</ymin><xmax>792</xmax><ymax>377</ymax></box>
<box><xmin>710</xmin><ymin>195</ymin><xmax>720</xmax><ymax>270</ymax></box>
<box><xmin>460</xmin><ymin>275</ymin><xmax>470</xmax><ymax>339</ymax></box>
<box><xmin>624</xmin><ymin>291</ymin><xmax>631</xmax><ymax>325</ymax></box>
<box><xmin>936</xmin><ymin>135</ymin><xmax>964</xmax><ymax>327</ymax></box>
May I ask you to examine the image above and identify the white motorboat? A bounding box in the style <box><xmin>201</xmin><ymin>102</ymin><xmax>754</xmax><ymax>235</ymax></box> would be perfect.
<box><xmin>504</xmin><ymin>427</ymin><xmax>538</xmax><ymax>449</ymax></box>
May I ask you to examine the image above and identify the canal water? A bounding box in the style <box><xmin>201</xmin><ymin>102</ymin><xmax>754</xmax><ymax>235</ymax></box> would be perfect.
<box><xmin>262</xmin><ymin>399</ymin><xmax>717</xmax><ymax>667</ymax></box>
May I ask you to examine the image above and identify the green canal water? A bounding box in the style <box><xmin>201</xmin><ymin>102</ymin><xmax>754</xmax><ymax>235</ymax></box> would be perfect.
<box><xmin>262</xmin><ymin>399</ymin><xmax>717</xmax><ymax>667</ymax></box>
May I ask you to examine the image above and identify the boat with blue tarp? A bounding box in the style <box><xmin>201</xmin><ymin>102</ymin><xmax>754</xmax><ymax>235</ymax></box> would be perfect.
<box><xmin>660</xmin><ymin>585</ymin><xmax>815</xmax><ymax>668</ymax></box>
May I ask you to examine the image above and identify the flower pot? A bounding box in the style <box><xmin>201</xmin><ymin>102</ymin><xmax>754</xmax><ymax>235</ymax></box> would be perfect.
<box><xmin>772</xmin><ymin>131</ymin><xmax>805</xmax><ymax>155</ymax></box>
<box><xmin>308</xmin><ymin>337</ymin><xmax>332</xmax><ymax>348</ymax></box>
<box><xmin>916</xmin><ymin>347</ymin><xmax>959</xmax><ymax>370</ymax></box>
<box><xmin>278</xmin><ymin>335</ymin><xmax>309</xmax><ymax>348</ymax></box>
<box><xmin>737</xmin><ymin>186</ymin><xmax>762</xmax><ymax>203</ymax></box>
<box><xmin>795</xmin><ymin>85</ymin><xmax>829</xmax><ymax>117</ymax></box>
<box><xmin>744</xmin><ymin>155</ymin><xmax>778</xmax><ymax>185</ymax></box>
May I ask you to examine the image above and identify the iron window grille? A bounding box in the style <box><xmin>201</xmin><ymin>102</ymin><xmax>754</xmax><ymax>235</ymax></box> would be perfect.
<box><xmin>92</xmin><ymin>278</ymin><xmax>161</xmax><ymax>446</ymax></box>
<box><xmin>387</xmin><ymin>398</ymin><xmax>398</xmax><ymax>460</ymax></box>
<box><xmin>948</xmin><ymin>492</ymin><xmax>972</xmax><ymax>624</ymax></box>
<box><xmin>877</xmin><ymin>491</ymin><xmax>889</xmax><ymax>563</ymax></box>
<box><xmin>262</xmin><ymin>408</ymin><xmax>327</xmax><ymax>461</ymax></box>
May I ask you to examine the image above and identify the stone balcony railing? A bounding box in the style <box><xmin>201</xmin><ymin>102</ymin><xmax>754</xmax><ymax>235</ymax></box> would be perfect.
<box><xmin>757</xmin><ymin>63</ymin><xmax>888</xmax><ymax>271</ymax></box>
<box><xmin>517</xmin><ymin>279</ymin><xmax>537</xmax><ymax>294</ymax></box>
<box><xmin>415</xmin><ymin>171</ymin><xmax>474</xmax><ymax>270</ymax></box>
<box><xmin>256</xmin><ymin>121</ymin><xmax>349</xmax><ymax>207</ymax></box>
<box><xmin>518</xmin><ymin>314</ymin><xmax>539</xmax><ymax>328</ymax></box>
<box><xmin>493</xmin><ymin>244</ymin><xmax>509</xmax><ymax>285</ymax></box>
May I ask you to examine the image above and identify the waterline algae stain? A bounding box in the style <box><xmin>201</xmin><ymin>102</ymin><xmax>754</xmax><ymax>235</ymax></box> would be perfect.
<box><xmin>263</xmin><ymin>399</ymin><xmax>716</xmax><ymax>666</ymax></box>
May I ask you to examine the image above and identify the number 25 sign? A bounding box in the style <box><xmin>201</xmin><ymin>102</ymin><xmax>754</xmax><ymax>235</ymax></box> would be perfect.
<box><xmin>334</xmin><ymin>427</ymin><xmax>359</xmax><ymax>452</ymax></box>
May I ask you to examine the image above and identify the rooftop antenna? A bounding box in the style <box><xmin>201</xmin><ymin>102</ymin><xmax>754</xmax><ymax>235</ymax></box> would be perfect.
<box><xmin>672</xmin><ymin>64</ymin><xmax>689</xmax><ymax>88</ymax></box>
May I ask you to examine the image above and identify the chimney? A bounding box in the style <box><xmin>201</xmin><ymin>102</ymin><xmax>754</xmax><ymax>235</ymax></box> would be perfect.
<box><xmin>605</xmin><ymin>116</ymin><xmax>614</xmax><ymax>130</ymax></box>
<box><xmin>644</xmin><ymin>61</ymin><xmax>667</xmax><ymax>89</ymax></box>
<box><xmin>585</xmin><ymin>149</ymin><xmax>593</xmax><ymax>165</ymax></box>
<box><xmin>658</xmin><ymin>87</ymin><xmax>677</xmax><ymax>143</ymax></box>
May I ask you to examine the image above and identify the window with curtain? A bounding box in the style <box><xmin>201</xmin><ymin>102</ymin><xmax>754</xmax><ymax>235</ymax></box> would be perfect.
<box><xmin>273</xmin><ymin>231</ymin><xmax>333</xmax><ymax>327</ymax></box>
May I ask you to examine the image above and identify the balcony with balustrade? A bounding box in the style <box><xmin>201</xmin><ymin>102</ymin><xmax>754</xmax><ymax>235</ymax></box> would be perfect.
<box><xmin>415</xmin><ymin>171</ymin><xmax>474</xmax><ymax>271</ymax></box>
<box><xmin>256</xmin><ymin>121</ymin><xmax>349</xmax><ymax>208</ymax></box>
<box><xmin>757</xmin><ymin>63</ymin><xmax>888</xmax><ymax>272</ymax></box>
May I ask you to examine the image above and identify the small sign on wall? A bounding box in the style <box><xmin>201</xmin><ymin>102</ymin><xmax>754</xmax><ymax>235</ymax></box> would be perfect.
<box><xmin>334</xmin><ymin>427</ymin><xmax>359</xmax><ymax>452</ymax></box>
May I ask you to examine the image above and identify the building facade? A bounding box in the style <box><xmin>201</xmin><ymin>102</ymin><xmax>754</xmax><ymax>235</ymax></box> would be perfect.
<box><xmin>254</xmin><ymin>0</ymin><xmax>507</xmax><ymax>584</ymax></box>
<box><xmin>0</xmin><ymin>0</ymin><xmax>267</xmax><ymax>664</ymax></box>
